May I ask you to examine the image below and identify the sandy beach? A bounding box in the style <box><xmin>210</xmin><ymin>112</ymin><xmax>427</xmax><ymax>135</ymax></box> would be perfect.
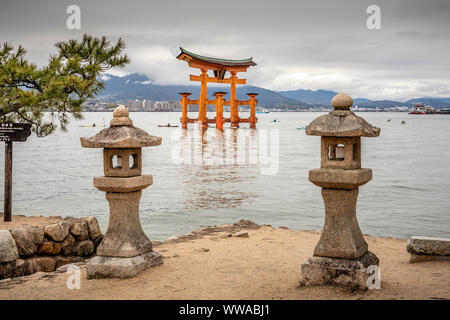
<box><xmin>0</xmin><ymin>215</ymin><xmax>64</xmax><ymax>230</ymax></box>
<box><xmin>0</xmin><ymin>219</ymin><xmax>448</xmax><ymax>300</ymax></box>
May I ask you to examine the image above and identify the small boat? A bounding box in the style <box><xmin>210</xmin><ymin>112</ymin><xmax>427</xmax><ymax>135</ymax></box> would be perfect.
<box><xmin>79</xmin><ymin>124</ymin><xmax>105</xmax><ymax>128</ymax></box>
<box><xmin>409</xmin><ymin>105</ymin><xmax>426</xmax><ymax>114</ymax></box>
<box><xmin>158</xmin><ymin>124</ymin><xmax>179</xmax><ymax>128</ymax></box>
<box><xmin>79</xmin><ymin>117</ymin><xmax>106</xmax><ymax>128</ymax></box>
<box><xmin>296</xmin><ymin>127</ymin><xmax>306</xmax><ymax>130</ymax></box>
<box><xmin>256</xmin><ymin>107</ymin><xmax>269</xmax><ymax>114</ymax></box>
<box><xmin>271</xmin><ymin>120</ymin><xmax>279</xmax><ymax>123</ymax></box>
<box><xmin>409</xmin><ymin>104</ymin><xmax>436</xmax><ymax>114</ymax></box>
<box><xmin>387</xmin><ymin>119</ymin><xmax>391</xmax><ymax>122</ymax></box>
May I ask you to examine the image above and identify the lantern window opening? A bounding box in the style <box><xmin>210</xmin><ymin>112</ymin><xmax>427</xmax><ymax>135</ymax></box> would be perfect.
<box><xmin>328</xmin><ymin>144</ymin><xmax>345</xmax><ymax>161</ymax></box>
<box><xmin>129</xmin><ymin>153</ymin><xmax>139</xmax><ymax>169</ymax></box>
<box><xmin>111</xmin><ymin>155</ymin><xmax>123</xmax><ymax>169</ymax></box>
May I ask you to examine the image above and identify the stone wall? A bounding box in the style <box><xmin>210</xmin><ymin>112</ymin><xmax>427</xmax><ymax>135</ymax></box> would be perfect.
<box><xmin>0</xmin><ymin>217</ymin><xmax>103</xmax><ymax>279</ymax></box>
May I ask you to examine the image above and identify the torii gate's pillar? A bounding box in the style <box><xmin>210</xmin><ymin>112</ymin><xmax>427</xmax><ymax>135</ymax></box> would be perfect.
<box><xmin>179</xmin><ymin>92</ymin><xmax>191</xmax><ymax>129</ymax></box>
<box><xmin>230</xmin><ymin>71</ymin><xmax>239</xmax><ymax>128</ymax></box>
<box><xmin>214</xmin><ymin>92</ymin><xmax>226</xmax><ymax>131</ymax></box>
<box><xmin>248</xmin><ymin>93</ymin><xmax>258</xmax><ymax>129</ymax></box>
<box><xmin>198</xmin><ymin>68</ymin><xmax>208</xmax><ymax>130</ymax></box>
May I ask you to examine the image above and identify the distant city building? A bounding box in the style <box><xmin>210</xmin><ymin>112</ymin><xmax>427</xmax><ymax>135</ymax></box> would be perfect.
<box><xmin>141</xmin><ymin>99</ymin><xmax>155</xmax><ymax>111</ymax></box>
<box><xmin>168</xmin><ymin>100</ymin><xmax>181</xmax><ymax>111</ymax></box>
<box><xmin>83</xmin><ymin>99</ymin><xmax>198</xmax><ymax>112</ymax></box>
<box><xmin>126</xmin><ymin>99</ymin><xmax>140</xmax><ymax>110</ymax></box>
<box><xmin>154</xmin><ymin>101</ymin><xmax>169</xmax><ymax>111</ymax></box>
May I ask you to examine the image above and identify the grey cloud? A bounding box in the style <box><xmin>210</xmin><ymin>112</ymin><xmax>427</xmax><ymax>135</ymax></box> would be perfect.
<box><xmin>0</xmin><ymin>0</ymin><xmax>449</xmax><ymax>100</ymax></box>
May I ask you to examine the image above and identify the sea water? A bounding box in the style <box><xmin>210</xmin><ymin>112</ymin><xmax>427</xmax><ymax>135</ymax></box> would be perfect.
<box><xmin>0</xmin><ymin>112</ymin><xmax>449</xmax><ymax>240</ymax></box>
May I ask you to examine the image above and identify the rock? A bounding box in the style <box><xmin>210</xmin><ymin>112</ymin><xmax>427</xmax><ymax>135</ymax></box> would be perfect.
<box><xmin>29</xmin><ymin>257</ymin><xmax>56</xmax><ymax>272</ymax></box>
<box><xmin>0</xmin><ymin>259</ymin><xmax>25</xmax><ymax>279</ymax></box>
<box><xmin>83</xmin><ymin>217</ymin><xmax>102</xmax><ymax>240</ymax></box>
<box><xmin>54</xmin><ymin>257</ymin><xmax>72</xmax><ymax>269</ymax></box>
<box><xmin>38</xmin><ymin>240</ymin><xmax>61</xmax><ymax>255</ymax></box>
<box><xmin>407</xmin><ymin>236</ymin><xmax>450</xmax><ymax>256</ymax></box>
<box><xmin>234</xmin><ymin>231</ymin><xmax>249</xmax><ymax>238</ymax></box>
<box><xmin>9</xmin><ymin>226</ymin><xmax>45</xmax><ymax>256</ymax></box>
<box><xmin>409</xmin><ymin>253</ymin><xmax>450</xmax><ymax>263</ymax></box>
<box><xmin>56</xmin><ymin>261</ymin><xmax>84</xmax><ymax>273</ymax></box>
<box><xmin>22</xmin><ymin>258</ymin><xmax>36</xmax><ymax>276</ymax></box>
<box><xmin>0</xmin><ymin>230</ymin><xmax>19</xmax><ymax>263</ymax></box>
<box><xmin>233</xmin><ymin>220</ymin><xmax>260</xmax><ymax>230</ymax></box>
<box><xmin>44</xmin><ymin>222</ymin><xmax>70</xmax><ymax>242</ymax></box>
<box><xmin>72</xmin><ymin>240</ymin><xmax>94</xmax><ymax>256</ymax></box>
<box><xmin>70</xmin><ymin>220</ymin><xmax>89</xmax><ymax>240</ymax></box>
<box><xmin>93</xmin><ymin>235</ymin><xmax>103</xmax><ymax>249</ymax></box>
<box><xmin>61</xmin><ymin>234</ymin><xmax>76</xmax><ymax>256</ymax></box>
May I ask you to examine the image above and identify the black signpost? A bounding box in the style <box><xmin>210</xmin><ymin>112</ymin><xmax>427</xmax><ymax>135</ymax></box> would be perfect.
<box><xmin>0</xmin><ymin>123</ymin><xmax>31</xmax><ymax>222</ymax></box>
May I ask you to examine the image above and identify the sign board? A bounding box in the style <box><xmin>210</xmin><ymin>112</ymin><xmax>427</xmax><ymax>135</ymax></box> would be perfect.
<box><xmin>2</xmin><ymin>123</ymin><xmax>32</xmax><ymax>222</ymax></box>
<box><xmin>0</xmin><ymin>123</ymin><xmax>32</xmax><ymax>142</ymax></box>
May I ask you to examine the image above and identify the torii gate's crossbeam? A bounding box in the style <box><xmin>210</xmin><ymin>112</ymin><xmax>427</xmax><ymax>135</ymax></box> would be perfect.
<box><xmin>176</xmin><ymin>47</ymin><xmax>258</xmax><ymax>130</ymax></box>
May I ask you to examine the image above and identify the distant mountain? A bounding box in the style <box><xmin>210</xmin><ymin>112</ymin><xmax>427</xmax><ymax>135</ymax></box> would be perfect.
<box><xmin>278</xmin><ymin>88</ymin><xmax>450</xmax><ymax>109</ymax></box>
<box><xmin>97</xmin><ymin>74</ymin><xmax>310</xmax><ymax>109</ymax></box>
<box><xmin>278</xmin><ymin>89</ymin><xmax>337</xmax><ymax>105</ymax></box>
<box><xmin>405</xmin><ymin>98</ymin><xmax>450</xmax><ymax>109</ymax></box>
<box><xmin>96</xmin><ymin>73</ymin><xmax>450</xmax><ymax>109</ymax></box>
<box><xmin>353</xmin><ymin>99</ymin><xmax>411</xmax><ymax>108</ymax></box>
<box><xmin>278</xmin><ymin>89</ymin><xmax>410</xmax><ymax>108</ymax></box>
<box><xmin>239</xmin><ymin>86</ymin><xmax>310</xmax><ymax>109</ymax></box>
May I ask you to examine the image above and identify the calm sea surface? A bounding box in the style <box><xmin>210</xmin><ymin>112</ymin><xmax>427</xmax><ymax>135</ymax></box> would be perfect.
<box><xmin>1</xmin><ymin>112</ymin><xmax>449</xmax><ymax>240</ymax></box>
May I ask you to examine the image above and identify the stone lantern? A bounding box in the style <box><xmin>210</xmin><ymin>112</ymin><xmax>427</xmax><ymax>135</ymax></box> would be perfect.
<box><xmin>300</xmin><ymin>93</ymin><xmax>380</xmax><ymax>290</ymax></box>
<box><xmin>80</xmin><ymin>106</ymin><xmax>162</xmax><ymax>279</ymax></box>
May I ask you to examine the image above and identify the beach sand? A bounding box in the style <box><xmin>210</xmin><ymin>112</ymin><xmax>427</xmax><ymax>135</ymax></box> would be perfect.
<box><xmin>0</xmin><ymin>219</ymin><xmax>449</xmax><ymax>300</ymax></box>
<box><xmin>0</xmin><ymin>214</ymin><xmax>63</xmax><ymax>230</ymax></box>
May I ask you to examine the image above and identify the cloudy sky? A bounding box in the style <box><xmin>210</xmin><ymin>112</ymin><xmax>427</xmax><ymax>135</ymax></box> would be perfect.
<box><xmin>1</xmin><ymin>0</ymin><xmax>449</xmax><ymax>100</ymax></box>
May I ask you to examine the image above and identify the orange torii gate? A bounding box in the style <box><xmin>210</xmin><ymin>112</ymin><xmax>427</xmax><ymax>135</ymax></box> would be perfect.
<box><xmin>176</xmin><ymin>47</ymin><xmax>258</xmax><ymax>130</ymax></box>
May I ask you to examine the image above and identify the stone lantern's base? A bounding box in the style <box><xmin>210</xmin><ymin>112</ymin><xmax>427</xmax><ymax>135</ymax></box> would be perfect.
<box><xmin>86</xmin><ymin>251</ymin><xmax>163</xmax><ymax>279</ymax></box>
<box><xmin>299</xmin><ymin>251</ymin><xmax>379</xmax><ymax>290</ymax></box>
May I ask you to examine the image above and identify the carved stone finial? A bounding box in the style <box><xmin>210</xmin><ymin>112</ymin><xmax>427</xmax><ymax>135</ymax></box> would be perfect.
<box><xmin>110</xmin><ymin>105</ymin><xmax>133</xmax><ymax>127</ymax></box>
<box><xmin>331</xmin><ymin>92</ymin><xmax>353</xmax><ymax>110</ymax></box>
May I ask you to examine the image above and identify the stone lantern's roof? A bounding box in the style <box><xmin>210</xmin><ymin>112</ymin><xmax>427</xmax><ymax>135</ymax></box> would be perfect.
<box><xmin>80</xmin><ymin>106</ymin><xmax>162</xmax><ymax>148</ymax></box>
<box><xmin>305</xmin><ymin>93</ymin><xmax>380</xmax><ymax>137</ymax></box>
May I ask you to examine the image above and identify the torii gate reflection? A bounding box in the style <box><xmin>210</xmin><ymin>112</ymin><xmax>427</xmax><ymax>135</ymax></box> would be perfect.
<box><xmin>173</xmin><ymin>128</ymin><xmax>258</xmax><ymax>210</ymax></box>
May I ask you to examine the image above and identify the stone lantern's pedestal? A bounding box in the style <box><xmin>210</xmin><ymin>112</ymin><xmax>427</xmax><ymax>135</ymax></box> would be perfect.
<box><xmin>86</xmin><ymin>190</ymin><xmax>163</xmax><ymax>279</ymax></box>
<box><xmin>300</xmin><ymin>251</ymin><xmax>379</xmax><ymax>290</ymax></box>
<box><xmin>87</xmin><ymin>251</ymin><xmax>162</xmax><ymax>279</ymax></box>
<box><xmin>300</xmin><ymin>169</ymin><xmax>379</xmax><ymax>289</ymax></box>
<box><xmin>86</xmin><ymin>177</ymin><xmax>163</xmax><ymax>279</ymax></box>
